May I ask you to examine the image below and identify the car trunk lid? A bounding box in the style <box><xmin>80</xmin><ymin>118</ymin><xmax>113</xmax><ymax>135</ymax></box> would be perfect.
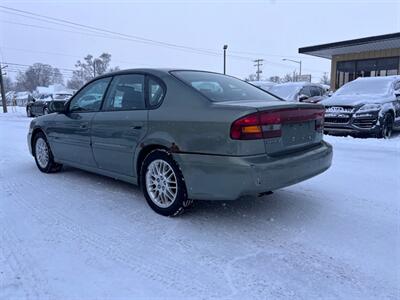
<box><xmin>225</xmin><ymin>101</ymin><xmax>325</xmax><ymax>156</ymax></box>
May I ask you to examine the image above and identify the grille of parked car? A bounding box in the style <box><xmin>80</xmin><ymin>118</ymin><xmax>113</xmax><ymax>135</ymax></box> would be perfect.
<box><xmin>325</xmin><ymin>117</ymin><xmax>350</xmax><ymax>124</ymax></box>
<box><xmin>325</xmin><ymin>106</ymin><xmax>355</xmax><ymax>113</ymax></box>
<box><xmin>353</xmin><ymin>117</ymin><xmax>377</xmax><ymax>128</ymax></box>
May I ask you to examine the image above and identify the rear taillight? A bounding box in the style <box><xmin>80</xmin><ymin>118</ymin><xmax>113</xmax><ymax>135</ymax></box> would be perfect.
<box><xmin>230</xmin><ymin>108</ymin><xmax>325</xmax><ymax>140</ymax></box>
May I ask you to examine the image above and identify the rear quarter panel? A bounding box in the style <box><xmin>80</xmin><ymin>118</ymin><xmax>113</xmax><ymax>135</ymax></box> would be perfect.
<box><xmin>145</xmin><ymin>75</ymin><xmax>266</xmax><ymax>156</ymax></box>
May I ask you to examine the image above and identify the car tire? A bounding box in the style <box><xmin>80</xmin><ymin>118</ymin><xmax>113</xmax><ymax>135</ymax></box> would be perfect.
<box><xmin>140</xmin><ymin>149</ymin><xmax>193</xmax><ymax>216</ymax></box>
<box><xmin>43</xmin><ymin>108</ymin><xmax>49</xmax><ymax>115</ymax></box>
<box><xmin>27</xmin><ymin>107</ymin><xmax>33</xmax><ymax>117</ymax></box>
<box><xmin>33</xmin><ymin>132</ymin><xmax>63</xmax><ymax>173</ymax></box>
<box><xmin>378</xmin><ymin>113</ymin><xmax>394</xmax><ymax>139</ymax></box>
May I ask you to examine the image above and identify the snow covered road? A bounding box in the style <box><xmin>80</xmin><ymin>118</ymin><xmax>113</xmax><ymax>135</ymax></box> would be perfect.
<box><xmin>0</xmin><ymin>108</ymin><xmax>399</xmax><ymax>299</ymax></box>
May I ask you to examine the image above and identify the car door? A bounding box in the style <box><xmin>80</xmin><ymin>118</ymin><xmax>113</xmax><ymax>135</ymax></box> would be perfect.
<box><xmin>91</xmin><ymin>74</ymin><xmax>156</xmax><ymax>176</ymax></box>
<box><xmin>47</xmin><ymin>77</ymin><xmax>111</xmax><ymax>166</ymax></box>
<box><xmin>393</xmin><ymin>81</ymin><xmax>400</xmax><ymax>127</ymax></box>
<box><xmin>32</xmin><ymin>97</ymin><xmax>44</xmax><ymax>115</ymax></box>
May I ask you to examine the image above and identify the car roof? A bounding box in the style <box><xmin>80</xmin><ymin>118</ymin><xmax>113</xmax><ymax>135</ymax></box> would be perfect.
<box><xmin>272</xmin><ymin>82</ymin><xmax>321</xmax><ymax>87</ymax></box>
<box><xmin>96</xmin><ymin>68</ymin><xmax>222</xmax><ymax>79</ymax></box>
<box><xmin>352</xmin><ymin>75</ymin><xmax>400</xmax><ymax>83</ymax></box>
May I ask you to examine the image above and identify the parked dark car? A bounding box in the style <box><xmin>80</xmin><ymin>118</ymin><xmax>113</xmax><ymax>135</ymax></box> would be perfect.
<box><xmin>269</xmin><ymin>82</ymin><xmax>328</xmax><ymax>103</ymax></box>
<box><xmin>27</xmin><ymin>93</ymin><xmax>73</xmax><ymax>117</ymax></box>
<box><xmin>27</xmin><ymin>69</ymin><xmax>332</xmax><ymax>216</ymax></box>
<box><xmin>322</xmin><ymin>76</ymin><xmax>400</xmax><ymax>138</ymax></box>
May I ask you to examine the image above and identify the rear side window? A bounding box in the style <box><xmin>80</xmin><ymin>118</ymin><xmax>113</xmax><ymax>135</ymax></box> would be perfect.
<box><xmin>171</xmin><ymin>71</ymin><xmax>280</xmax><ymax>102</ymax></box>
<box><xmin>148</xmin><ymin>78</ymin><xmax>165</xmax><ymax>107</ymax></box>
<box><xmin>103</xmin><ymin>74</ymin><xmax>145</xmax><ymax>111</ymax></box>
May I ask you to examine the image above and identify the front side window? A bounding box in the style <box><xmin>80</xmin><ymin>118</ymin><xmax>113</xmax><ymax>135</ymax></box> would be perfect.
<box><xmin>172</xmin><ymin>71</ymin><xmax>280</xmax><ymax>102</ymax></box>
<box><xmin>309</xmin><ymin>86</ymin><xmax>321</xmax><ymax>97</ymax></box>
<box><xmin>103</xmin><ymin>74</ymin><xmax>145</xmax><ymax>111</ymax></box>
<box><xmin>69</xmin><ymin>77</ymin><xmax>111</xmax><ymax>112</ymax></box>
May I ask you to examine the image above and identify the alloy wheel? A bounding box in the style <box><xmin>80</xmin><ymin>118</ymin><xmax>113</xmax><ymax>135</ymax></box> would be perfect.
<box><xmin>35</xmin><ymin>137</ymin><xmax>49</xmax><ymax>168</ymax></box>
<box><xmin>145</xmin><ymin>159</ymin><xmax>178</xmax><ymax>208</ymax></box>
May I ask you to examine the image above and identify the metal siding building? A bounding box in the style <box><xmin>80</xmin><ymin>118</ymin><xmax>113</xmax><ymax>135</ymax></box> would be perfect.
<box><xmin>299</xmin><ymin>33</ymin><xmax>400</xmax><ymax>90</ymax></box>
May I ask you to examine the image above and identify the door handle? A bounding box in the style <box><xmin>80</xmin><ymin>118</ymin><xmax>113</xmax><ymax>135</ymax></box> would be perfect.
<box><xmin>80</xmin><ymin>122</ymin><xmax>89</xmax><ymax>129</ymax></box>
<box><xmin>131</xmin><ymin>125</ymin><xmax>142</xmax><ymax>130</ymax></box>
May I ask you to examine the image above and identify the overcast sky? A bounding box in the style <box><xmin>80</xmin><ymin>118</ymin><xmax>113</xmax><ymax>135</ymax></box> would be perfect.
<box><xmin>0</xmin><ymin>0</ymin><xmax>399</xmax><ymax>82</ymax></box>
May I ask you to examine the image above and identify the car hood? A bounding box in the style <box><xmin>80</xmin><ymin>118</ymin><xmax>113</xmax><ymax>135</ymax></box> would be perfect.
<box><xmin>321</xmin><ymin>94</ymin><xmax>392</xmax><ymax>106</ymax></box>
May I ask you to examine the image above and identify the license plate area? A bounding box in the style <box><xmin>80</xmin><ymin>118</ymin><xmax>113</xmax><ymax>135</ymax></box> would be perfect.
<box><xmin>282</xmin><ymin>121</ymin><xmax>315</xmax><ymax>146</ymax></box>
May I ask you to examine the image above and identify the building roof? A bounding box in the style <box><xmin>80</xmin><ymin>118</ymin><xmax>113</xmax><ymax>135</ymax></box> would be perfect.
<box><xmin>299</xmin><ymin>32</ymin><xmax>400</xmax><ymax>59</ymax></box>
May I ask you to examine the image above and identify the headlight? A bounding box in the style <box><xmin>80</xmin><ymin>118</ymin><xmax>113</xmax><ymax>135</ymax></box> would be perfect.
<box><xmin>358</xmin><ymin>104</ymin><xmax>381</xmax><ymax>112</ymax></box>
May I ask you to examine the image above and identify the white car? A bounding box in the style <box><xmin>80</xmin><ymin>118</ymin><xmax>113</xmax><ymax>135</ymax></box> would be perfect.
<box><xmin>269</xmin><ymin>82</ymin><xmax>328</xmax><ymax>103</ymax></box>
<box><xmin>248</xmin><ymin>80</ymin><xmax>276</xmax><ymax>91</ymax></box>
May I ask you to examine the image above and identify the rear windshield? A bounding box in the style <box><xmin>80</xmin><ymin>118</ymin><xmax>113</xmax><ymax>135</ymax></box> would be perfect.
<box><xmin>171</xmin><ymin>71</ymin><xmax>280</xmax><ymax>102</ymax></box>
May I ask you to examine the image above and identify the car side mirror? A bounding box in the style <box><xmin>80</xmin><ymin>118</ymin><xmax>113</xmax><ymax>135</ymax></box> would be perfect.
<box><xmin>298</xmin><ymin>94</ymin><xmax>309</xmax><ymax>102</ymax></box>
<box><xmin>48</xmin><ymin>101</ymin><xmax>67</xmax><ymax>114</ymax></box>
<box><xmin>394</xmin><ymin>90</ymin><xmax>400</xmax><ymax>97</ymax></box>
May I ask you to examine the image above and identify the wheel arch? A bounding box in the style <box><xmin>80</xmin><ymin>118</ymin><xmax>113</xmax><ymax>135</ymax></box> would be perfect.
<box><xmin>135</xmin><ymin>144</ymin><xmax>170</xmax><ymax>181</ymax></box>
<box><xmin>30</xmin><ymin>128</ymin><xmax>47</xmax><ymax>155</ymax></box>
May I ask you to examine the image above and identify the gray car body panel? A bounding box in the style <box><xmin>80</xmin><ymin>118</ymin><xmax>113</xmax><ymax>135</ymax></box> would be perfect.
<box><xmin>28</xmin><ymin>68</ymin><xmax>332</xmax><ymax>200</ymax></box>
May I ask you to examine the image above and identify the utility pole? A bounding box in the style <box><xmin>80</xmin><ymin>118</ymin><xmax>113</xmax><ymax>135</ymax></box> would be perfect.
<box><xmin>223</xmin><ymin>45</ymin><xmax>228</xmax><ymax>75</ymax></box>
<box><xmin>253</xmin><ymin>59</ymin><xmax>264</xmax><ymax>81</ymax></box>
<box><xmin>0</xmin><ymin>63</ymin><xmax>7</xmax><ymax>113</ymax></box>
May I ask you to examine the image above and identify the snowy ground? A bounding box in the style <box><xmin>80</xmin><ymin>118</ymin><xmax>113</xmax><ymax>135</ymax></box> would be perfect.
<box><xmin>0</xmin><ymin>107</ymin><xmax>399</xmax><ymax>300</ymax></box>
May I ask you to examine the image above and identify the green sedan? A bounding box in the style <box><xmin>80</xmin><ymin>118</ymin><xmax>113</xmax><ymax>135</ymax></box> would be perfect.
<box><xmin>27</xmin><ymin>69</ymin><xmax>333</xmax><ymax>216</ymax></box>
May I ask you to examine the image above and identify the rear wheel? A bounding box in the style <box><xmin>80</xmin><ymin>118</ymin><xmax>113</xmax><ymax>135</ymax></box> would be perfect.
<box><xmin>33</xmin><ymin>132</ymin><xmax>62</xmax><ymax>173</ymax></box>
<box><xmin>140</xmin><ymin>150</ymin><xmax>193</xmax><ymax>216</ymax></box>
<box><xmin>378</xmin><ymin>113</ymin><xmax>394</xmax><ymax>139</ymax></box>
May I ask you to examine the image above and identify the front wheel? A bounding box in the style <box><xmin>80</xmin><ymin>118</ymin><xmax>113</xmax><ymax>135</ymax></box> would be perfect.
<box><xmin>140</xmin><ymin>150</ymin><xmax>193</xmax><ymax>216</ymax></box>
<box><xmin>378</xmin><ymin>113</ymin><xmax>394</xmax><ymax>139</ymax></box>
<box><xmin>33</xmin><ymin>132</ymin><xmax>63</xmax><ymax>173</ymax></box>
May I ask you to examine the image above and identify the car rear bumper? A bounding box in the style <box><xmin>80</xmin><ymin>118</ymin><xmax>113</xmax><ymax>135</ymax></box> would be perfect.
<box><xmin>173</xmin><ymin>141</ymin><xmax>333</xmax><ymax>201</ymax></box>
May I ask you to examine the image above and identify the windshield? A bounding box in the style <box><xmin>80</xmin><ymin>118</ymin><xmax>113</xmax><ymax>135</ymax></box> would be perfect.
<box><xmin>171</xmin><ymin>71</ymin><xmax>280</xmax><ymax>102</ymax></box>
<box><xmin>269</xmin><ymin>85</ymin><xmax>300</xmax><ymax>100</ymax></box>
<box><xmin>335</xmin><ymin>79</ymin><xmax>391</xmax><ymax>96</ymax></box>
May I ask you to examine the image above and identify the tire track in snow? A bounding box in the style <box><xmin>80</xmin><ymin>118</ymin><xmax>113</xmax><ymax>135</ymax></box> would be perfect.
<box><xmin>0</xmin><ymin>211</ymin><xmax>53</xmax><ymax>300</ymax></box>
<box><xmin>4</xmin><ymin>180</ymin><xmax>228</xmax><ymax>298</ymax></box>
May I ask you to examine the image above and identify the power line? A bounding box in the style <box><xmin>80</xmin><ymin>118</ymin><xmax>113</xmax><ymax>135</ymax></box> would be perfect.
<box><xmin>4</xmin><ymin>62</ymin><xmax>75</xmax><ymax>72</ymax></box>
<box><xmin>0</xmin><ymin>6</ymin><xmax>229</xmax><ymax>57</ymax></box>
<box><xmin>0</xmin><ymin>5</ymin><xmax>328</xmax><ymax>74</ymax></box>
<box><xmin>0</xmin><ymin>5</ymin><xmax>311</xmax><ymax>65</ymax></box>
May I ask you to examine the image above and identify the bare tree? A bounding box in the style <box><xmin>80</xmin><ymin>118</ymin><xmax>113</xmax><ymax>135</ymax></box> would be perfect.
<box><xmin>244</xmin><ymin>74</ymin><xmax>257</xmax><ymax>81</ymax></box>
<box><xmin>320</xmin><ymin>73</ymin><xmax>330</xmax><ymax>85</ymax></box>
<box><xmin>15</xmin><ymin>63</ymin><xmax>61</xmax><ymax>92</ymax></box>
<box><xmin>2</xmin><ymin>76</ymin><xmax>14</xmax><ymax>93</ymax></box>
<box><xmin>67</xmin><ymin>53</ymin><xmax>118</xmax><ymax>90</ymax></box>
<box><xmin>52</xmin><ymin>68</ymin><xmax>64</xmax><ymax>84</ymax></box>
<box><xmin>268</xmin><ymin>76</ymin><xmax>281</xmax><ymax>83</ymax></box>
<box><xmin>281</xmin><ymin>73</ymin><xmax>294</xmax><ymax>83</ymax></box>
